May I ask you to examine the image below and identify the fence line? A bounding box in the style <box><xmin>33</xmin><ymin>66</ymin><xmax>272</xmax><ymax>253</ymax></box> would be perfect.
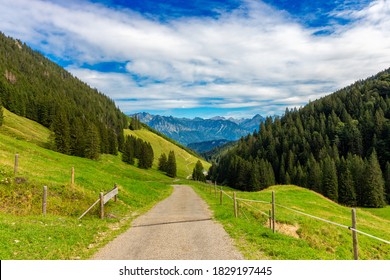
<box><xmin>239</xmin><ymin>200</ymin><xmax>270</xmax><ymax>218</ymax></box>
<box><xmin>236</xmin><ymin>197</ymin><xmax>270</xmax><ymax>204</ymax></box>
<box><xmin>350</xmin><ymin>228</ymin><xmax>390</xmax><ymax>245</ymax></box>
<box><xmin>275</xmin><ymin>203</ymin><xmax>350</xmax><ymax>230</ymax></box>
<box><xmin>221</xmin><ymin>190</ymin><xmax>233</xmax><ymax>200</ymax></box>
<box><xmin>203</xmin><ymin>183</ymin><xmax>390</xmax><ymax>257</ymax></box>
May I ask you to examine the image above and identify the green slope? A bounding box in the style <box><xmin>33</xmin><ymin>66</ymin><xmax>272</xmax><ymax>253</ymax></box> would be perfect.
<box><xmin>0</xmin><ymin>109</ymin><xmax>207</xmax><ymax>259</ymax></box>
<box><xmin>192</xmin><ymin>182</ymin><xmax>390</xmax><ymax>260</ymax></box>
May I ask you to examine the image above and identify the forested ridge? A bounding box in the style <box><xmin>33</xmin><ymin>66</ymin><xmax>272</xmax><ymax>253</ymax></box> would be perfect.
<box><xmin>0</xmin><ymin>32</ymin><xmax>127</xmax><ymax>159</ymax></box>
<box><xmin>210</xmin><ymin>68</ymin><xmax>390</xmax><ymax>208</ymax></box>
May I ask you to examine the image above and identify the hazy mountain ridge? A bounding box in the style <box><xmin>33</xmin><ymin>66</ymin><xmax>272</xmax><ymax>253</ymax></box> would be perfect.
<box><xmin>135</xmin><ymin>112</ymin><xmax>265</xmax><ymax>146</ymax></box>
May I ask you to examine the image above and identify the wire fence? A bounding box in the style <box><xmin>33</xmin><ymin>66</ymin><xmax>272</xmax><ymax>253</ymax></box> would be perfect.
<box><xmin>201</xmin><ymin>183</ymin><xmax>390</xmax><ymax>259</ymax></box>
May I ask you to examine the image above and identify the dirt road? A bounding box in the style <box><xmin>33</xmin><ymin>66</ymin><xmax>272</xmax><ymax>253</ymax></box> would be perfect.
<box><xmin>93</xmin><ymin>185</ymin><xmax>243</xmax><ymax>260</ymax></box>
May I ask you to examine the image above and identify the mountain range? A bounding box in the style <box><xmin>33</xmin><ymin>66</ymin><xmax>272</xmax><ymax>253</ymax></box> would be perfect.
<box><xmin>135</xmin><ymin>112</ymin><xmax>265</xmax><ymax>149</ymax></box>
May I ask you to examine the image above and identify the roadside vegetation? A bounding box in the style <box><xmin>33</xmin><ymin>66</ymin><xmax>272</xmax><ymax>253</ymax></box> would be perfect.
<box><xmin>191</xmin><ymin>181</ymin><xmax>390</xmax><ymax>260</ymax></box>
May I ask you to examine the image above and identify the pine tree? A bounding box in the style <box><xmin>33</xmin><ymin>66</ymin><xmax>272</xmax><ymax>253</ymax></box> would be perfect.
<box><xmin>385</xmin><ymin>162</ymin><xmax>390</xmax><ymax>204</ymax></box>
<box><xmin>192</xmin><ymin>160</ymin><xmax>206</xmax><ymax>182</ymax></box>
<box><xmin>307</xmin><ymin>155</ymin><xmax>322</xmax><ymax>193</ymax></box>
<box><xmin>70</xmin><ymin>118</ymin><xmax>86</xmax><ymax>157</ymax></box>
<box><xmin>51</xmin><ymin>108</ymin><xmax>71</xmax><ymax>154</ymax></box>
<box><xmin>107</xmin><ymin>128</ymin><xmax>118</xmax><ymax>155</ymax></box>
<box><xmin>85</xmin><ymin>124</ymin><xmax>100</xmax><ymax>160</ymax></box>
<box><xmin>158</xmin><ymin>153</ymin><xmax>168</xmax><ymax>172</ymax></box>
<box><xmin>361</xmin><ymin>150</ymin><xmax>386</xmax><ymax>207</ymax></box>
<box><xmin>338</xmin><ymin>158</ymin><xmax>356</xmax><ymax>206</ymax></box>
<box><xmin>348</xmin><ymin>154</ymin><xmax>365</xmax><ymax>205</ymax></box>
<box><xmin>166</xmin><ymin>151</ymin><xmax>177</xmax><ymax>178</ymax></box>
<box><xmin>122</xmin><ymin>136</ymin><xmax>134</xmax><ymax>165</ymax></box>
<box><xmin>322</xmin><ymin>156</ymin><xmax>338</xmax><ymax>201</ymax></box>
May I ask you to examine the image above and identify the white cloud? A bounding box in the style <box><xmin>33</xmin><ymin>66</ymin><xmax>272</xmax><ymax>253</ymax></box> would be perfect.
<box><xmin>0</xmin><ymin>0</ymin><xmax>389</xmax><ymax>116</ymax></box>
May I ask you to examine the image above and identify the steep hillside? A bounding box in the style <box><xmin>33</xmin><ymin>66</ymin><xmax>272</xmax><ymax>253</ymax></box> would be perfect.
<box><xmin>0</xmin><ymin>32</ymin><xmax>127</xmax><ymax>159</ymax></box>
<box><xmin>212</xmin><ymin>68</ymin><xmax>390</xmax><ymax>208</ymax></box>
<box><xmin>0</xmin><ymin>109</ymin><xmax>206</xmax><ymax>259</ymax></box>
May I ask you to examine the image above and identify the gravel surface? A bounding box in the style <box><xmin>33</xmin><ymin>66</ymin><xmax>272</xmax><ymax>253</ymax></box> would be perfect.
<box><xmin>93</xmin><ymin>185</ymin><xmax>243</xmax><ymax>260</ymax></box>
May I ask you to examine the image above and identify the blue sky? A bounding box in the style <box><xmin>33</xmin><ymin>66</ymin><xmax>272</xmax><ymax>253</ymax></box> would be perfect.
<box><xmin>1</xmin><ymin>0</ymin><xmax>389</xmax><ymax>118</ymax></box>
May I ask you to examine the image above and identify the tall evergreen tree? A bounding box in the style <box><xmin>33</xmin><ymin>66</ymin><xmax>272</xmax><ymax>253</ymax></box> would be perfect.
<box><xmin>69</xmin><ymin>118</ymin><xmax>86</xmax><ymax>157</ymax></box>
<box><xmin>361</xmin><ymin>150</ymin><xmax>386</xmax><ymax>207</ymax></box>
<box><xmin>85</xmin><ymin>124</ymin><xmax>100</xmax><ymax>160</ymax></box>
<box><xmin>122</xmin><ymin>136</ymin><xmax>134</xmax><ymax>165</ymax></box>
<box><xmin>192</xmin><ymin>160</ymin><xmax>206</xmax><ymax>182</ymax></box>
<box><xmin>322</xmin><ymin>156</ymin><xmax>338</xmax><ymax>201</ymax></box>
<box><xmin>166</xmin><ymin>151</ymin><xmax>177</xmax><ymax>178</ymax></box>
<box><xmin>385</xmin><ymin>162</ymin><xmax>390</xmax><ymax>204</ymax></box>
<box><xmin>338</xmin><ymin>158</ymin><xmax>356</xmax><ymax>206</ymax></box>
<box><xmin>307</xmin><ymin>155</ymin><xmax>322</xmax><ymax>193</ymax></box>
<box><xmin>51</xmin><ymin>108</ymin><xmax>71</xmax><ymax>154</ymax></box>
<box><xmin>158</xmin><ymin>153</ymin><xmax>168</xmax><ymax>172</ymax></box>
<box><xmin>107</xmin><ymin>128</ymin><xmax>118</xmax><ymax>155</ymax></box>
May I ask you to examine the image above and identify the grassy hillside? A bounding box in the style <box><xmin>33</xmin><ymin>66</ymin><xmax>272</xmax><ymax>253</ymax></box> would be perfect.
<box><xmin>126</xmin><ymin>128</ymin><xmax>210</xmax><ymax>178</ymax></box>
<box><xmin>0</xmin><ymin>109</ymin><xmax>207</xmax><ymax>259</ymax></box>
<box><xmin>192</xmin><ymin>182</ymin><xmax>390</xmax><ymax>260</ymax></box>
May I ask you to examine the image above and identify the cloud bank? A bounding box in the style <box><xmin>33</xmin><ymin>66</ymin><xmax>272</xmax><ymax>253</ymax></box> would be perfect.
<box><xmin>0</xmin><ymin>0</ymin><xmax>389</xmax><ymax>117</ymax></box>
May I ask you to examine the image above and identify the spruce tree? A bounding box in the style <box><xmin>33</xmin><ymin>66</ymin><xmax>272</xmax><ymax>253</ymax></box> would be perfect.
<box><xmin>307</xmin><ymin>155</ymin><xmax>322</xmax><ymax>193</ymax></box>
<box><xmin>158</xmin><ymin>153</ymin><xmax>168</xmax><ymax>172</ymax></box>
<box><xmin>338</xmin><ymin>158</ymin><xmax>356</xmax><ymax>206</ymax></box>
<box><xmin>322</xmin><ymin>156</ymin><xmax>338</xmax><ymax>201</ymax></box>
<box><xmin>70</xmin><ymin>118</ymin><xmax>86</xmax><ymax>157</ymax></box>
<box><xmin>122</xmin><ymin>136</ymin><xmax>134</xmax><ymax>165</ymax></box>
<box><xmin>192</xmin><ymin>160</ymin><xmax>206</xmax><ymax>182</ymax></box>
<box><xmin>85</xmin><ymin>124</ymin><xmax>100</xmax><ymax>160</ymax></box>
<box><xmin>107</xmin><ymin>128</ymin><xmax>118</xmax><ymax>155</ymax></box>
<box><xmin>51</xmin><ymin>108</ymin><xmax>71</xmax><ymax>154</ymax></box>
<box><xmin>385</xmin><ymin>162</ymin><xmax>390</xmax><ymax>204</ymax></box>
<box><xmin>348</xmin><ymin>154</ymin><xmax>365</xmax><ymax>205</ymax></box>
<box><xmin>361</xmin><ymin>150</ymin><xmax>386</xmax><ymax>207</ymax></box>
<box><xmin>166</xmin><ymin>151</ymin><xmax>177</xmax><ymax>178</ymax></box>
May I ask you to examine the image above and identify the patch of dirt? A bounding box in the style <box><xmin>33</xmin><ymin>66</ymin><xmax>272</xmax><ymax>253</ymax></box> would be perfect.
<box><xmin>267</xmin><ymin>221</ymin><xmax>300</xmax><ymax>238</ymax></box>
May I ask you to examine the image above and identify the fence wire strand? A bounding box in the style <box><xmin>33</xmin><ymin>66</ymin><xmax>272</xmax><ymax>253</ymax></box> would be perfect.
<box><xmin>240</xmin><ymin>200</ymin><xmax>270</xmax><ymax>218</ymax></box>
<box><xmin>349</xmin><ymin>228</ymin><xmax>390</xmax><ymax>244</ymax></box>
<box><xmin>236</xmin><ymin>197</ymin><xmax>270</xmax><ymax>204</ymax></box>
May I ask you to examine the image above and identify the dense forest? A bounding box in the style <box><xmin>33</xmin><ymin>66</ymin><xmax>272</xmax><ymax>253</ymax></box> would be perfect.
<box><xmin>0</xmin><ymin>32</ymin><xmax>127</xmax><ymax>159</ymax></box>
<box><xmin>209</xmin><ymin>68</ymin><xmax>390</xmax><ymax>208</ymax></box>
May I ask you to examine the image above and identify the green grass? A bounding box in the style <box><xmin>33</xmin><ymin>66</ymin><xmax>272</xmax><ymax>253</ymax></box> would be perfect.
<box><xmin>0</xmin><ymin>109</ymin><xmax>209</xmax><ymax>259</ymax></box>
<box><xmin>190</xmin><ymin>182</ymin><xmax>390</xmax><ymax>260</ymax></box>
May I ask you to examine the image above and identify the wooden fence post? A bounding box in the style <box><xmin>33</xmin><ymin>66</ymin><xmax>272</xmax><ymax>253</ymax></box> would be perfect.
<box><xmin>71</xmin><ymin>167</ymin><xmax>75</xmax><ymax>186</ymax></box>
<box><xmin>269</xmin><ymin>209</ymin><xmax>272</xmax><ymax>229</ymax></box>
<box><xmin>352</xmin><ymin>208</ymin><xmax>359</xmax><ymax>260</ymax></box>
<box><xmin>220</xmin><ymin>189</ymin><xmax>223</xmax><ymax>205</ymax></box>
<box><xmin>14</xmin><ymin>154</ymin><xmax>19</xmax><ymax>175</ymax></box>
<box><xmin>233</xmin><ymin>192</ymin><xmax>238</xmax><ymax>218</ymax></box>
<box><xmin>272</xmin><ymin>191</ymin><xmax>275</xmax><ymax>233</ymax></box>
<box><xmin>114</xmin><ymin>184</ymin><xmax>118</xmax><ymax>202</ymax></box>
<box><xmin>100</xmin><ymin>192</ymin><xmax>104</xmax><ymax>219</ymax></box>
<box><xmin>42</xmin><ymin>186</ymin><xmax>47</xmax><ymax>216</ymax></box>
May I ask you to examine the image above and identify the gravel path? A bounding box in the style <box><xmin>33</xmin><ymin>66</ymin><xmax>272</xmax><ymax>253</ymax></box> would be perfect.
<box><xmin>93</xmin><ymin>185</ymin><xmax>243</xmax><ymax>260</ymax></box>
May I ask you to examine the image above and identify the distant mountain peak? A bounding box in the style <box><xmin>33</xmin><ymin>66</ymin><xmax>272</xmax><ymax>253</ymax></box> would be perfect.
<box><xmin>134</xmin><ymin>112</ymin><xmax>265</xmax><ymax>146</ymax></box>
